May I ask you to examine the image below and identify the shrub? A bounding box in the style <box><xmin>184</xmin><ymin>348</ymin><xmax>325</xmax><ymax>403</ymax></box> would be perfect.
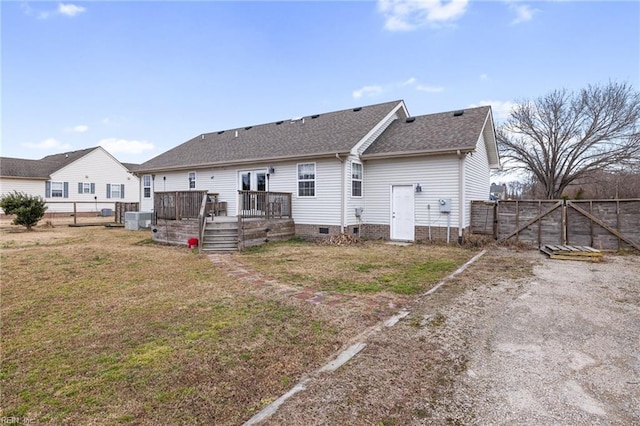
<box><xmin>0</xmin><ymin>191</ymin><xmax>47</xmax><ymax>231</ymax></box>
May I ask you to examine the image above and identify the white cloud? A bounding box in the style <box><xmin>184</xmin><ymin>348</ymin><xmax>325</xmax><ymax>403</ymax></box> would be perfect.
<box><xmin>23</xmin><ymin>138</ymin><xmax>72</xmax><ymax>151</ymax></box>
<box><xmin>20</xmin><ymin>2</ymin><xmax>86</xmax><ymax>19</ymax></box>
<box><xmin>400</xmin><ymin>77</ymin><xmax>417</xmax><ymax>86</ymax></box>
<box><xmin>507</xmin><ymin>2</ymin><xmax>537</xmax><ymax>25</ymax></box>
<box><xmin>416</xmin><ymin>84</ymin><xmax>444</xmax><ymax>93</ymax></box>
<box><xmin>98</xmin><ymin>138</ymin><xmax>155</xmax><ymax>155</ymax></box>
<box><xmin>480</xmin><ymin>73</ymin><xmax>489</xmax><ymax>81</ymax></box>
<box><xmin>378</xmin><ymin>0</ymin><xmax>469</xmax><ymax>31</ymax></box>
<box><xmin>470</xmin><ymin>100</ymin><xmax>517</xmax><ymax>121</ymax></box>
<box><xmin>58</xmin><ymin>3</ymin><xmax>86</xmax><ymax>17</ymax></box>
<box><xmin>353</xmin><ymin>85</ymin><xmax>384</xmax><ymax>99</ymax></box>
<box><xmin>65</xmin><ymin>124</ymin><xmax>89</xmax><ymax>133</ymax></box>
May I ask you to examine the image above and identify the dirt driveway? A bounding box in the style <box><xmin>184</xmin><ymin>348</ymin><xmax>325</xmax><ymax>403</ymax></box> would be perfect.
<box><xmin>259</xmin><ymin>251</ymin><xmax>640</xmax><ymax>425</ymax></box>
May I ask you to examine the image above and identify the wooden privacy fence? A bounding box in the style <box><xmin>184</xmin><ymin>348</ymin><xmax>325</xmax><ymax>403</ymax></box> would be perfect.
<box><xmin>115</xmin><ymin>202</ymin><xmax>139</xmax><ymax>224</ymax></box>
<box><xmin>470</xmin><ymin>199</ymin><xmax>640</xmax><ymax>251</ymax></box>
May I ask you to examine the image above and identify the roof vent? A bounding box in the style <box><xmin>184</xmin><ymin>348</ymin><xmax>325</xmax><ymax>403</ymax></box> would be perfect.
<box><xmin>235</xmin><ymin>130</ymin><xmax>238</xmax><ymax>138</ymax></box>
<box><xmin>275</xmin><ymin>120</ymin><xmax>284</xmax><ymax>125</ymax></box>
<box><xmin>217</xmin><ymin>130</ymin><xmax>225</xmax><ymax>134</ymax></box>
<box><xmin>201</xmin><ymin>134</ymin><xmax>205</xmax><ymax>140</ymax></box>
<box><xmin>453</xmin><ymin>110</ymin><xmax>464</xmax><ymax>117</ymax></box>
<box><xmin>406</xmin><ymin>117</ymin><xmax>416</xmax><ymax>123</ymax></box>
<box><xmin>311</xmin><ymin>114</ymin><xmax>320</xmax><ymax>119</ymax></box>
<box><xmin>353</xmin><ymin>107</ymin><xmax>362</xmax><ymax>112</ymax></box>
<box><xmin>244</xmin><ymin>126</ymin><xmax>252</xmax><ymax>130</ymax></box>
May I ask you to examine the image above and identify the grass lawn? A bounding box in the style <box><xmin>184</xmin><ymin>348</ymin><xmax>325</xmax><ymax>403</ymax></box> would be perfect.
<box><xmin>237</xmin><ymin>240</ymin><xmax>478</xmax><ymax>295</ymax></box>
<box><xmin>1</xmin><ymin>219</ymin><xmax>481</xmax><ymax>424</ymax></box>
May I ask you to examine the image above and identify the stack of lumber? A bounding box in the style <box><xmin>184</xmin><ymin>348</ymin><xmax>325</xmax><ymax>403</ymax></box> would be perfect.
<box><xmin>540</xmin><ymin>244</ymin><xmax>603</xmax><ymax>262</ymax></box>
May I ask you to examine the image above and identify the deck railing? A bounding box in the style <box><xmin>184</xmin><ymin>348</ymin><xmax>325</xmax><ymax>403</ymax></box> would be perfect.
<box><xmin>154</xmin><ymin>191</ymin><xmax>218</xmax><ymax>221</ymax></box>
<box><xmin>238</xmin><ymin>191</ymin><xmax>292</xmax><ymax>219</ymax></box>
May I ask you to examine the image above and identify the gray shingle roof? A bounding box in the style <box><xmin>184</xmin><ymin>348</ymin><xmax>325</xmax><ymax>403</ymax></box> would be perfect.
<box><xmin>0</xmin><ymin>147</ymin><xmax>99</xmax><ymax>179</ymax></box>
<box><xmin>363</xmin><ymin>106</ymin><xmax>492</xmax><ymax>157</ymax></box>
<box><xmin>137</xmin><ymin>100</ymin><xmax>403</xmax><ymax>172</ymax></box>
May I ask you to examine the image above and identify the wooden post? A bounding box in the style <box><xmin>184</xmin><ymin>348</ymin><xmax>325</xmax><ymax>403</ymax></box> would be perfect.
<box><xmin>175</xmin><ymin>192</ymin><xmax>180</xmax><ymax>220</ymax></box>
<box><xmin>515</xmin><ymin>200</ymin><xmax>520</xmax><ymax>242</ymax></box>
<box><xmin>537</xmin><ymin>201</ymin><xmax>542</xmax><ymax>248</ymax></box>
<box><xmin>495</xmin><ymin>201</ymin><xmax>500</xmax><ymax>240</ymax></box>
<box><xmin>561</xmin><ymin>200</ymin><xmax>567</xmax><ymax>245</ymax></box>
<box><xmin>73</xmin><ymin>202</ymin><xmax>77</xmax><ymax>225</ymax></box>
<box><xmin>616</xmin><ymin>199</ymin><xmax>621</xmax><ymax>250</ymax></box>
<box><xmin>589</xmin><ymin>201</ymin><xmax>593</xmax><ymax>247</ymax></box>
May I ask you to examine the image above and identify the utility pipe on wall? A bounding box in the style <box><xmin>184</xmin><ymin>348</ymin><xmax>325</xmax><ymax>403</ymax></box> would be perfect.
<box><xmin>457</xmin><ymin>149</ymin><xmax>465</xmax><ymax>245</ymax></box>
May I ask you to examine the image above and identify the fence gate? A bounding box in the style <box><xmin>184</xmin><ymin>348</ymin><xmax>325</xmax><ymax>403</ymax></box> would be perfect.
<box><xmin>470</xmin><ymin>199</ymin><xmax>640</xmax><ymax>251</ymax></box>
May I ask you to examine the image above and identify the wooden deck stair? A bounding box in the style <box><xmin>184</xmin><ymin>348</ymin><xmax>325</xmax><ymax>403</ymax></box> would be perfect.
<box><xmin>540</xmin><ymin>245</ymin><xmax>603</xmax><ymax>262</ymax></box>
<box><xmin>201</xmin><ymin>220</ymin><xmax>239</xmax><ymax>252</ymax></box>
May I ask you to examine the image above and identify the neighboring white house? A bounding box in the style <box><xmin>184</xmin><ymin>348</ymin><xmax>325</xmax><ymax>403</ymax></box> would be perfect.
<box><xmin>0</xmin><ymin>146</ymin><xmax>139</xmax><ymax>215</ymax></box>
<box><xmin>135</xmin><ymin>100</ymin><xmax>499</xmax><ymax>242</ymax></box>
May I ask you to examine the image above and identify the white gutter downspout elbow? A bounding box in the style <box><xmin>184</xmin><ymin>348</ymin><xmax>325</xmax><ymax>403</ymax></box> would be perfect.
<box><xmin>336</xmin><ymin>153</ymin><xmax>345</xmax><ymax>234</ymax></box>
<box><xmin>457</xmin><ymin>150</ymin><xmax>464</xmax><ymax>245</ymax></box>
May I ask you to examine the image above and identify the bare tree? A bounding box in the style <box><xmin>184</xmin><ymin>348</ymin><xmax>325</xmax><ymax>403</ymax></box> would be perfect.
<box><xmin>497</xmin><ymin>81</ymin><xmax>640</xmax><ymax>199</ymax></box>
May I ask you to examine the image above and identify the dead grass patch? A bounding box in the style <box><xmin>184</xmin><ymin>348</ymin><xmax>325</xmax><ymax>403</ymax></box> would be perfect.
<box><xmin>1</xmin><ymin>227</ymin><xmax>350</xmax><ymax>424</ymax></box>
<box><xmin>237</xmin><ymin>240</ymin><xmax>478</xmax><ymax>296</ymax></box>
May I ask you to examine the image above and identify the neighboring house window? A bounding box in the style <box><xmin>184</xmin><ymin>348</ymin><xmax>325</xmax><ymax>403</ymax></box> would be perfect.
<box><xmin>352</xmin><ymin>162</ymin><xmax>363</xmax><ymax>197</ymax></box>
<box><xmin>143</xmin><ymin>175</ymin><xmax>151</xmax><ymax>198</ymax></box>
<box><xmin>46</xmin><ymin>181</ymin><xmax>68</xmax><ymax>198</ymax></box>
<box><xmin>78</xmin><ymin>182</ymin><xmax>95</xmax><ymax>194</ymax></box>
<box><xmin>106</xmin><ymin>184</ymin><xmax>125</xmax><ymax>199</ymax></box>
<box><xmin>297</xmin><ymin>163</ymin><xmax>315</xmax><ymax>197</ymax></box>
<box><xmin>188</xmin><ymin>172</ymin><xmax>196</xmax><ymax>189</ymax></box>
<box><xmin>51</xmin><ymin>182</ymin><xmax>64</xmax><ymax>198</ymax></box>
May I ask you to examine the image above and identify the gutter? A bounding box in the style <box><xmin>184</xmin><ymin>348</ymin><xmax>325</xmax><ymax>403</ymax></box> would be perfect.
<box><xmin>361</xmin><ymin>146</ymin><xmax>476</xmax><ymax>161</ymax></box>
<box><xmin>335</xmin><ymin>153</ymin><xmax>345</xmax><ymax>234</ymax></box>
<box><xmin>457</xmin><ymin>149</ymin><xmax>464</xmax><ymax>244</ymax></box>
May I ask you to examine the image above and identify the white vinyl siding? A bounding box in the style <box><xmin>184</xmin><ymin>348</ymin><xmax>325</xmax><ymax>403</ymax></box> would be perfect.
<box><xmin>464</xmin><ymin>133</ymin><xmax>492</xmax><ymax>227</ymax></box>
<box><xmin>0</xmin><ymin>178</ymin><xmax>46</xmax><ymax>214</ymax></box>
<box><xmin>150</xmin><ymin>159</ymin><xmax>343</xmax><ymax>225</ymax></box>
<box><xmin>364</xmin><ymin>156</ymin><xmax>460</xmax><ymax>228</ymax></box>
<box><xmin>44</xmin><ymin>147</ymin><xmax>139</xmax><ymax>213</ymax></box>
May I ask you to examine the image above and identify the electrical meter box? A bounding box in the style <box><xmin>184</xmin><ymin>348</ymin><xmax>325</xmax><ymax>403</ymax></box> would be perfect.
<box><xmin>438</xmin><ymin>198</ymin><xmax>452</xmax><ymax>213</ymax></box>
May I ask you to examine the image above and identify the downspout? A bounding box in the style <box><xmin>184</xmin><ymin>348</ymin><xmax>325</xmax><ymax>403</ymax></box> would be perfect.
<box><xmin>457</xmin><ymin>150</ymin><xmax>464</xmax><ymax>245</ymax></box>
<box><xmin>336</xmin><ymin>153</ymin><xmax>345</xmax><ymax>234</ymax></box>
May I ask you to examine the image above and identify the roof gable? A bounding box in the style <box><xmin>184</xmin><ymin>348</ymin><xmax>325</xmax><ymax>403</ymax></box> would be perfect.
<box><xmin>363</xmin><ymin>106</ymin><xmax>495</xmax><ymax>159</ymax></box>
<box><xmin>137</xmin><ymin>100</ymin><xmax>403</xmax><ymax>172</ymax></box>
<box><xmin>0</xmin><ymin>147</ymin><xmax>101</xmax><ymax>179</ymax></box>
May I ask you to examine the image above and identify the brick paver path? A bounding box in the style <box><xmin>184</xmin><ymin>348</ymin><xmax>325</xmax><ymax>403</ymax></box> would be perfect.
<box><xmin>207</xmin><ymin>253</ymin><xmax>405</xmax><ymax>317</ymax></box>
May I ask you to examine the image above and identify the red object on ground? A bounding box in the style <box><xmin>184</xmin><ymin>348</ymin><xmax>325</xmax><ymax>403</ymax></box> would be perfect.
<box><xmin>187</xmin><ymin>238</ymin><xmax>198</xmax><ymax>248</ymax></box>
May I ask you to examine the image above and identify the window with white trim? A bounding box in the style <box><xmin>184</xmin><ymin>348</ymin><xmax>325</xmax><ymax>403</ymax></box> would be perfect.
<box><xmin>143</xmin><ymin>175</ymin><xmax>151</xmax><ymax>198</ymax></box>
<box><xmin>188</xmin><ymin>172</ymin><xmax>196</xmax><ymax>189</ymax></box>
<box><xmin>108</xmin><ymin>183</ymin><xmax>124</xmax><ymax>199</ymax></box>
<box><xmin>51</xmin><ymin>182</ymin><xmax>64</xmax><ymax>198</ymax></box>
<box><xmin>78</xmin><ymin>182</ymin><xmax>95</xmax><ymax>194</ymax></box>
<box><xmin>297</xmin><ymin>163</ymin><xmax>315</xmax><ymax>197</ymax></box>
<box><xmin>351</xmin><ymin>162</ymin><xmax>363</xmax><ymax>197</ymax></box>
<box><xmin>46</xmin><ymin>181</ymin><xmax>68</xmax><ymax>198</ymax></box>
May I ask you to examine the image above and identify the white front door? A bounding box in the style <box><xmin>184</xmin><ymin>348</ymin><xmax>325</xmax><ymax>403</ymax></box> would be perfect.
<box><xmin>391</xmin><ymin>185</ymin><xmax>415</xmax><ymax>241</ymax></box>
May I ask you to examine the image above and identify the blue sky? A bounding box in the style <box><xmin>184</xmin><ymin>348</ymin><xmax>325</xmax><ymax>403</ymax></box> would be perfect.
<box><xmin>2</xmin><ymin>1</ymin><xmax>639</xmax><ymax>164</ymax></box>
